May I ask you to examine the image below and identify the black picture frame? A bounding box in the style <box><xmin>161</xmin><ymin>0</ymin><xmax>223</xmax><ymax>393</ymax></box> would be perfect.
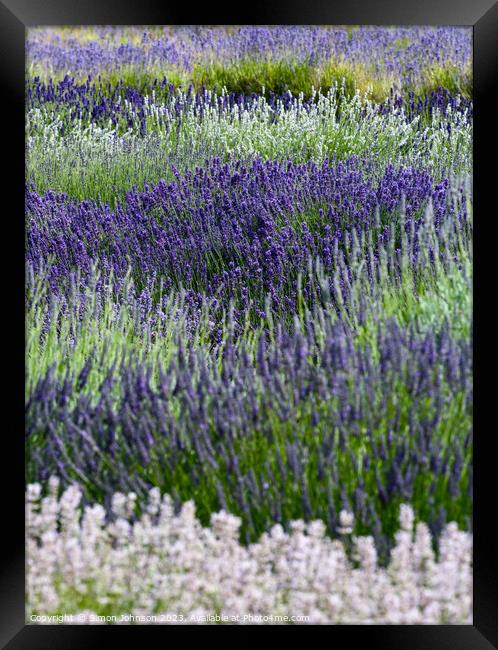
<box><xmin>2</xmin><ymin>1</ymin><xmax>496</xmax><ymax>646</ymax></box>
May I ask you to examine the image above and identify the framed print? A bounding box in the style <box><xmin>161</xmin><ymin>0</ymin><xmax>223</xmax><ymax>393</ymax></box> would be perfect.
<box><xmin>1</xmin><ymin>0</ymin><xmax>496</xmax><ymax>646</ymax></box>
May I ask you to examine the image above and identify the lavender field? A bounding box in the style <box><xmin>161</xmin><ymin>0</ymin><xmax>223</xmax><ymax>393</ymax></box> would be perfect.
<box><xmin>25</xmin><ymin>26</ymin><xmax>473</xmax><ymax>624</ymax></box>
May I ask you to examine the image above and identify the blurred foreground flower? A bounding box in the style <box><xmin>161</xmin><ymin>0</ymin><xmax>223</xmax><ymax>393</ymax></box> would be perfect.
<box><xmin>27</xmin><ymin>479</ymin><xmax>472</xmax><ymax>624</ymax></box>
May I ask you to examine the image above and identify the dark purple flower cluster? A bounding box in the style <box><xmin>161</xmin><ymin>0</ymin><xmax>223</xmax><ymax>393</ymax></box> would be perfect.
<box><xmin>378</xmin><ymin>88</ymin><xmax>473</xmax><ymax>121</ymax></box>
<box><xmin>26</xmin><ymin>157</ymin><xmax>468</xmax><ymax>319</ymax></box>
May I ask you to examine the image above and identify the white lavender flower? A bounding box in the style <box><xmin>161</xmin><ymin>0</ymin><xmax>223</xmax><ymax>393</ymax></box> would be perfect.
<box><xmin>337</xmin><ymin>509</ymin><xmax>354</xmax><ymax>535</ymax></box>
<box><xmin>26</xmin><ymin>481</ymin><xmax>472</xmax><ymax>625</ymax></box>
